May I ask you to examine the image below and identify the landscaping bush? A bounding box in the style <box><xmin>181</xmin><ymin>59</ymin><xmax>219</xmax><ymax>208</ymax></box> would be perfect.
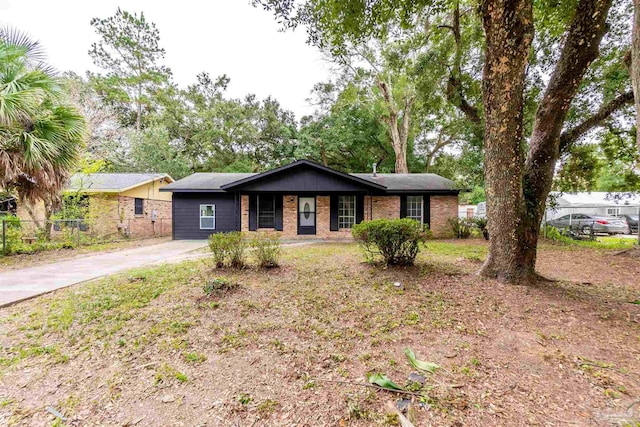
<box><xmin>352</xmin><ymin>218</ymin><xmax>426</xmax><ymax>266</ymax></box>
<box><xmin>251</xmin><ymin>232</ymin><xmax>281</xmax><ymax>268</ymax></box>
<box><xmin>208</xmin><ymin>231</ymin><xmax>247</xmax><ymax>268</ymax></box>
<box><xmin>227</xmin><ymin>232</ymin><xmax>247</xmax><ymax>268</ymax></box>
<box><xmin>542</xmin><ymin>225</ymin><xmax>573</xmax><ymax>244</ymax></box>
<box><xmin>208</xmin><ymin>233</ymin><xmax>229</xmax><ymax>268</ymax></box>
<box><xmin>448</xmin><ymin>217</ymin><xmax>473</xmax><ymax>239</ymax></box>
<box><xmin>0</xmin><ymin>215</ymin><xmax>22</xmax><ymax>255</ymax></box>
<box><xmin>473</xmin><ymin>217</ymin><xmax>489</xmax><ymax>240</ymax></box>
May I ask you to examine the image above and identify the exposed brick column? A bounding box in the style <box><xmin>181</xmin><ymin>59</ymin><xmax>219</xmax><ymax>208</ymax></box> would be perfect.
<box><xmin>241</xmin><ymin>195</ymin><xmax>249</xmax><ymax>232</ymax></box>
<box><xmin>282</xmin><ymin>195</ymin><xmax>297</xmax><ymax>237</ymax></box>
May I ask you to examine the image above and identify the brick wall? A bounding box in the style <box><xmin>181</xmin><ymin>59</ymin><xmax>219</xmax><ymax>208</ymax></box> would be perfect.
<box><xmin>239</xmin><ymin>193</ymin><xmax>457</xmax><ymax>239</ymax></box>
<box><xmin>115</xmin><ymin>196</ymin><xmax>172</xmax><ymax>238</ymax></box>
<box><xmin>429</xmin><ymin>195</ymin><xmax>458</xmax><ymax>237</ymax></box>
<box><xmin>371</xmin><ymin>196</ymin><xmax>401</xmax><ymax>220</ymax></box>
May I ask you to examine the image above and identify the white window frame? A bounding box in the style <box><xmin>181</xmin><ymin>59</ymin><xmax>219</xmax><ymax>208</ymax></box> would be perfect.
<box><xmin>606</xmin><ymin>207</ymin><xmax>620</xmax><ymax>217</ymax></box>
<box><xmin>199</xmin><ymin>204</ymin><xmax>216</xmax><ymax>230</ymax></box>
<box><xmin>338</xmin><ymin>195</ymin><xmax>356</xmax><ymax>229</ymax></box>
<box><xmin>406</xmin><ymin>195</ymin><xmax>423</xmax><ymax>222</ymax></box>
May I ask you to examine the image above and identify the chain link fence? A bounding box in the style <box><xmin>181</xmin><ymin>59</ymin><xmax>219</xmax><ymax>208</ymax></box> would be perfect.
<box><xmin>1</xmin><ymin>217</ymin><xmax>171</xmax><ymax>255</ymax></box>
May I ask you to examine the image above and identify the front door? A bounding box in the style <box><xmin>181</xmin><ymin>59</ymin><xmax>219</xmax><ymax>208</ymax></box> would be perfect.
<box><xmin>298</xmin><ymin>196</ymin><xmax>316</xmax><ymax>235</ymax></box>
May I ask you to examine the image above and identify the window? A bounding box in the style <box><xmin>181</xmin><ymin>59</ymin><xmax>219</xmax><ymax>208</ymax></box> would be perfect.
<box><xmin>257</xmin><ymin>195</ymin><xmax>275</xmax><ymax>228</ymax></box>
<box><xmin>200</xmin><ymin>205</ymin><xmax>215</xmax><ymax>229</ymax></box>
<box><xmin>338</xmin><ymin>195</ymin><xmax>356</xmax><ymax>229</ymax></box>
<box><xmin>606</xmin><ymin>207</ymin><xmax>620</xmax><ymax>217</ymax></box>
<box><xmin>134</xmin><ymin>198</ymin><xmax>144</xmax><ymax>215</ymax></box>
<box><xmin>406</xmin><ymin>196</ymin><xmax>423</xmax><ymax>222</ymax></box>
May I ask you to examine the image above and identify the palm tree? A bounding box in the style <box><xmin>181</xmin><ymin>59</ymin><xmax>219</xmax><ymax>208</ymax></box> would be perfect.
<box><xmin>0</xmin><ymin>28</ymin><xmax>85</xmax><ymax>224</ymax></box>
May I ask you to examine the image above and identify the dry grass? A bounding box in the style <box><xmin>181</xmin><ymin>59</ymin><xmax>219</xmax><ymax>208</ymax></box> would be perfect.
<box><xmin>0</xmin><ymin>237</ymin><xmax>171</xmax><ymax>272</ymax></box>
<box><xmin>0</xmin><ymin>240</ymin><xmax>639</xmax><ymax>426</ymax></box>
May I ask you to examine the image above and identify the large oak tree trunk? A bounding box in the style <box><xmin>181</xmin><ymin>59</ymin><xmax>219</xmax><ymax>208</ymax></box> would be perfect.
<box><xmin>479</xmin><ymin>0</ymin><xmax>534</xmax><ymax>281</ymax></box>
<box><xmin>633</xmin><ymin>0</ymin><xmax>640</xmax><ymax>151</ymax></box>
<box><xmin>480</xmin><ymin>0</ymin><xmax>613</xmax><ymax>283</ymax></box>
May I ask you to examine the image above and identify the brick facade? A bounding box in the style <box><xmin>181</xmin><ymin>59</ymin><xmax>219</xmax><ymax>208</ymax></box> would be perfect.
<box><xmin>429</xmin><ymin>195</ymin><xmax>458</xmax><ymax>237</ymax></box>
<box><xmin>240</xmin><ymin>193</ymin><xmax>458</xmax><ymax>239</ymax></box>
<box><xmin>369</xmin><ymin>196</ymin><xmax>401</xmax><ymax>220</ymax></box>
<box><xmin>116</xmin><ymin>196</ymin><xmax>172</xmax><ymax>238</ymax></box>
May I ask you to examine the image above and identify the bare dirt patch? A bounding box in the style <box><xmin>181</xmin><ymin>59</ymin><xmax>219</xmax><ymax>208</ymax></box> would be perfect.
<box><xmin>0</xmin><ymin>241</ymin><xmax>638</xmax><ymax>426</ymax></box>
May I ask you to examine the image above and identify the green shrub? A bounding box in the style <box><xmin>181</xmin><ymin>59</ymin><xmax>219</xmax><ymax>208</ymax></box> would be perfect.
<box><xmin>0</xmin><ymin>215</ymin><xmax>23</xmax><ymax>255</ymax></box>
<box><xmin>542</xmin><ymin>225</ymin><xmax>573</xmax><ymax>244</ymax></box>
<box><xmin>203</xmin><ymin>278</ymin><xmax>238</xmax><ymax>296</ymax></box>
<box><xmin>352</xmin><ymin>218</ymin><xmax>426</xmax><ymax>266</ymax></box>
<box><xmin>227</xmin><ymin>232</ymin><xmax>247</xmax><ymax>268</ymax></box>
<box><xmin>448</xmin><ymin>217</ymin><xmax>473</xmax><ymax>239</ymax></box>
<box><xmin>208</xmin><ymin>232</ymin><xmax>247</xmax><ymax>268</ymax></box>
<box><xmin>251</xmin><ymin>232</ymin><xmax>281</xmax><ymax>268</ymax></box>
<box><xmin>473</xmin><ymin>217</ymin><xmax>489</xmax><ymax>240</ymax></box>
<box><xmin>208</xmin><ymin>233</ymin><xmax>228</xmax><ymax>268</ymax></box>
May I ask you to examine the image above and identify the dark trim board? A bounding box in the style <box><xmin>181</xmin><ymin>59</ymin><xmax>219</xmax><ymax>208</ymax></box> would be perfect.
<box><xmin>172</xmin><ymin>192</ymin><xmax>239</xmax><ymax>240</ymax></box>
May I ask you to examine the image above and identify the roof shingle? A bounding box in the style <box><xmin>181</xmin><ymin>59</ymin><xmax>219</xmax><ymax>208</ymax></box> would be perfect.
<box><xmin>67</xmin><ymin>173</ymin><xmax>173</xmax><ymax>192</ymax></box>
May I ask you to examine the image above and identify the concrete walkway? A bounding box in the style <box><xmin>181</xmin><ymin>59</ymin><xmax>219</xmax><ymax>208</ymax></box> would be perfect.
<box><xmin>0</xmin><ymin>240</ymin><xmax>208</xmax><ymax>307</ymax></box>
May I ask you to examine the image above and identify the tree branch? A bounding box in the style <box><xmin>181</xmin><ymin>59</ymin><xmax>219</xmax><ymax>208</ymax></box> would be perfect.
<box><xmin>442</xmin><ymin>1</ymin><xmax>482</xmax><ymax>128</ymax></box>
<box><xmin>523</xmin><ymin>0</ymin><xmax>613</xmax><ymax>212</ymax></box>
<box><xmin>559</xmin><ymin>91</ymin><xmax>634</xmax><ymax>152</ymax></box>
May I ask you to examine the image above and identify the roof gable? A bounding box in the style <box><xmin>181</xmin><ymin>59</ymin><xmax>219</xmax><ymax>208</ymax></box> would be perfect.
<box><xmin>67</xmin><ymin>173</ymin><xmax>174</xmax><ymax>193</ymax></box>
<box><xmin>219</xmin><ymin>160</ymin><xmax>387</xmax><ymax>192</ymax></box>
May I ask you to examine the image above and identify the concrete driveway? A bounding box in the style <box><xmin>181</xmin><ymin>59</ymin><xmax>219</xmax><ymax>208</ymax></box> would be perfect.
<box><xmin>0</xmin><ymin>240</ymin><xmax>208</xmax><ymax>307</ymax></box>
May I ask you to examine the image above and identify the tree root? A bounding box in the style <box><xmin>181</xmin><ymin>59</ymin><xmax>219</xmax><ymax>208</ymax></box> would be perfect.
<box><xmin>478</xmin><ymin>263</ymin><xmax>557</xmax><ymax>285</ymax></box>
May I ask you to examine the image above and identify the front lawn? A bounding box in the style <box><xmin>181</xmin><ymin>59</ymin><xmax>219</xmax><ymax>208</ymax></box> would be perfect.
<box><xmin>1</xmin><ymin>240</ymin><xmax>639</xmax><ymax>426</ymax></box>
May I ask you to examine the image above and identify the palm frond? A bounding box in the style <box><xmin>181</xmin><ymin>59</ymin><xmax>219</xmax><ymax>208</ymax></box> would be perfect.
<box><xmin>0</xmin><ymin>27</ymin><xmax>47</xmax><ymax>64</ymax></box>
<box><xmin>0</xmin><ymin>27</ymin><xmax>84</xmax><ymax>206</ymax></box>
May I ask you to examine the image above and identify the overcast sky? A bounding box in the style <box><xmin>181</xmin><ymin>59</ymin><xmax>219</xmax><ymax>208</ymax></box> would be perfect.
<box><xmin>0</xmin><ymin>0</ymin><xmax>332</xmax><ymax>119</ymax></box>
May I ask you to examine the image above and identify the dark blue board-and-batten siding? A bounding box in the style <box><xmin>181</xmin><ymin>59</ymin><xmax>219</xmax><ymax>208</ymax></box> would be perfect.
<box><xmin>172</xmin><ymin>193</ymin><xmax>239</xmax><ymax>240</ymax></box>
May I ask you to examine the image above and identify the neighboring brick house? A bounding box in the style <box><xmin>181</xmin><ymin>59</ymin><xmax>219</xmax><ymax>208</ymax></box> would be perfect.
<box><xmin>65</xmin><ymin>173</ymin><xmax>174</xmax><ymax>238</ymax></box>
<box><xmin>162</xmin><ymin>160</ymin><xmax>461</xmax><ymax>239</ymax></box>
<box><xmin>15</xmin><ymin>173</ymin><xmax>174</xmax><ymax>239</ymax></box>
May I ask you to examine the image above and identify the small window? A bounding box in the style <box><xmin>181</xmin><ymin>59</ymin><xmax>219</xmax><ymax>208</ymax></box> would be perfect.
<box><xmin>134</xmin><ymin>198</ymin><xmax>144</xmax><ymax>215</ymax></box>
<box><xmin>257</xmin><ymin>195</ymin><xmax>275</xmax><ymax>228</ymax></box>
<box><xmin>200</xmin><ymin>204</ymin><xmax>215</xmax><ymax>229</ymax></box>
<box><xmin>606</xmin><ymin>207</ymin><xmax>620</xmax><ymax>217</ymax></box>
<box><xmin>338</xmin><ymin>195</ymin><xmax>356</xmax><ymax>229</ymax></box>
<box><xmin>406</xmin><ymin>196</ymin><xmax>423</xmax><ymax>222</ymax></box>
